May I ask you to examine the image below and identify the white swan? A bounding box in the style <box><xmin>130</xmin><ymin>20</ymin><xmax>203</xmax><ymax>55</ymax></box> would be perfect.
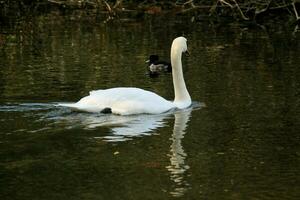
<box><xmin>59</xmin><ymin>37</ymin><xmax>191</xmax><ymax>115</ymax></box>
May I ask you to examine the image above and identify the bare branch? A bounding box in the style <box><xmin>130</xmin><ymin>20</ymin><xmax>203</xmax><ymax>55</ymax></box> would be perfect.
<box><xmin>183</xmin><ymin>0</ymin><xmax>194</xmax><ymax>6</ymax></box>
<box><xmin>217</xmin><ymin>0</ymin><xmax>249</xmax><ymax>20</ymax></box>
<box><xmin>47</xmin><ymin>0</ymin><xmax>64</xmax><ymax>5</ymax></box>
<box><xmin>113</xmin><ymin>0</ymin><xmax>123</xmax><ymax>9</ymax></box>
<box><xmin>102</xmin><ymin>0</ymin><xmax>113</xmax><ymax>13</ymax></box>
<box><xmin>219</xmin><ymin>0</ymin><xmax>234</xmax><ymax>8</ymax></box>
<box><xmin>231</xmin><ymin>0</ymin><xmax>249</xmax><ymax>20</ymax></box>
<box><xmin>292</xmin><ymin>1</ymin><xmax>300</xmax><ymax>20</ymax></box>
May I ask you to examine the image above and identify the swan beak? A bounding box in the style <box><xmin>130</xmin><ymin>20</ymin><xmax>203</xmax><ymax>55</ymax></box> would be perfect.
<box><xmin>185</xmin><ymin>50</ymin><xmax>190</xmax><ymax>57</ymax></box>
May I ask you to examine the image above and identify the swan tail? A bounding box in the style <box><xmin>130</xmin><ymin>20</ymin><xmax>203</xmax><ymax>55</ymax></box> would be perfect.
<box><xmin>57</xmin><ymin>103</ymin><xmax>110</xmax><ymax>113</ymax></box>
<box><xmin>57</xmin><ymin>103</ymin><xmax>82</xmax><ymax>111</ymax></box>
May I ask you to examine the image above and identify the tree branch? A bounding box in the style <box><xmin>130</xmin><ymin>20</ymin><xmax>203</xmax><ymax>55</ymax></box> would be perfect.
<box><xmin>219</xmin><ymin>0</ymin><xmax>233</xmax><ymax>8</ymax></box>
<box><xmin>218</xmin><ymin>0</ymin><xmax>249</xmax><ymax>20</ymax></box>
<box><xmin>292</xmin><ymin>1</ymin><xmax>300</xmax><ymax>21</ymax></box>
<box><xmin>231</xmin><ymin>0</ymin><xmax>249</xmax><ymax>20</ymax></box>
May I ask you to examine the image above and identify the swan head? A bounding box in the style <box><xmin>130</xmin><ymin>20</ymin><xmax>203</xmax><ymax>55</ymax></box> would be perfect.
<box><xmin>172</xmin><ymin>37</ymin><xmax>188</xmax><ymax>54</ymax></box>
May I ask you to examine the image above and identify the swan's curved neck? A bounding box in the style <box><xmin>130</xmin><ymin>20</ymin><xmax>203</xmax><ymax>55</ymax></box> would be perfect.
<box><xmin>171</xmin><ymin>47</ymin><xmax>191</xmax><ymax>108</ymax></box>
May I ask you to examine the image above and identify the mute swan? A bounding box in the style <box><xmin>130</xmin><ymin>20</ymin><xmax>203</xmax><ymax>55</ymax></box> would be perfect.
<box><xmin>59</xmin><ymin>37</ymin><xmax>191</xmax><ymax>115</ymax></box>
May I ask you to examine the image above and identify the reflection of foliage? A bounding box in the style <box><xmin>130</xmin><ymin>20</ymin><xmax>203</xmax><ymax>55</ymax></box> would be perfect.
<box><xmin>0</xmin><ymin>0</ymin><xmax>300</xmax><ymax>23</ymax></box>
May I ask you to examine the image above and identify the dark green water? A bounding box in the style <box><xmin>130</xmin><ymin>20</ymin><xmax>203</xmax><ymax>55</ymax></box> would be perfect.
<box><xmin>0</xmin><ymin>14</ymin><xmax>300</xmax><ymax>199</ymax></box>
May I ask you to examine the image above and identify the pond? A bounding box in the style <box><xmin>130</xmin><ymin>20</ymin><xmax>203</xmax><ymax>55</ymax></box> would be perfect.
<box><xmin>0</xmin><ymin>14</ymin><xmax>300</xmax><ymax>199</ymax></box>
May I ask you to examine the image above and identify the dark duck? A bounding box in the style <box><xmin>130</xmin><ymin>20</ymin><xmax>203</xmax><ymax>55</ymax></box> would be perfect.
<box><xmin>146</xmin><ymin>55</ymin><xmax>172</xmax><ymax>77</ymax></box>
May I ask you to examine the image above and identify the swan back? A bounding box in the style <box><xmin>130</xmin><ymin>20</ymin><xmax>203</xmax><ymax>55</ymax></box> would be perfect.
<box><xmin>62</xmin><ymin>87</ymin><xmax>175</xmax><ymax>115</ymax></box>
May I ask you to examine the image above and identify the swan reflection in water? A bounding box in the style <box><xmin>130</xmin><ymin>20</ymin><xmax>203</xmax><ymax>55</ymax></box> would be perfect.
<box><xmin>1</xmin><ymin>102</ymin><xmax>198</xmax><ymax>197</ymax></box>
<box><xmin>53</xmin><ymin>103</ymin><xmax>197</xmax><ymax>196</ymax></box>
<box><xmin>86</xmin><ymin>107</ymin><xmax>192</xmax><ymax>197</ymax></box>
<box><xmin>166</xmin><ymin>108</ymin><xmax>192</xmax><ymax>197</ymax></box>
<box><xmin>52</xmin><ymin>109</ymin><xmax>170</xmax><ymax>141</ymax></box>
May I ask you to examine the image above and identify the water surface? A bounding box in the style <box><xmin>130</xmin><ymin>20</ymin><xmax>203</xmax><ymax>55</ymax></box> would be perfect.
<box><xmin>0</xmin><ymin>14</ymin><xmax>300</xmax><ymax>199</ymax></box>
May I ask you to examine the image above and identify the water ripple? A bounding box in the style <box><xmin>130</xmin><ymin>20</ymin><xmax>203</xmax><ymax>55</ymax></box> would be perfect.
<box><xmin>0</xmin><ymin>101</ymin><xmax>203</xmax><ymax>143</ymax></box>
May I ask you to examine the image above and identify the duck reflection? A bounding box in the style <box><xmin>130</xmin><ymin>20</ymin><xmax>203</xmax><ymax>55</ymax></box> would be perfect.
<box><xmin>166</xmin><ymin>108</ymin><xmax>192</xmax><ymax>197</ymax></box>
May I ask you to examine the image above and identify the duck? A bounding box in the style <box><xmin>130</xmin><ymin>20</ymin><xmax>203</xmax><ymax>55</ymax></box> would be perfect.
<box><xmin>147</xmin><ymin>55</ymin><xmax>172</xmax><ymax>72</ymax></box>
<box><xmin>59</xmin><ymin>37</ymin><xmax>191</xmax><ymax>115</ymax></box>
<box><xmin>146</xmin><ymin>54</ymin><xmax>172</xmax><ymax>78</ymax></box>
